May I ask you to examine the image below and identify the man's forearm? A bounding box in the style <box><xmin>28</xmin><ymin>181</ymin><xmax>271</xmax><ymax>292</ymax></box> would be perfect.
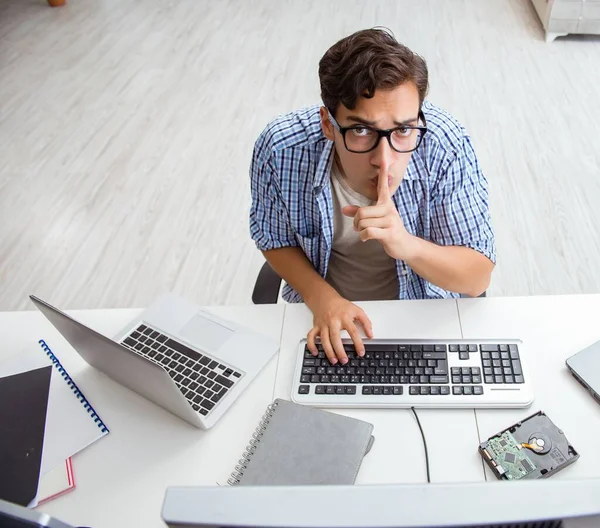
<box><xmin>262</xmin><ymin>247</ymin><xmax>339</xmax><ymax>307</ymax></box>
<box><xmin>404</xmin><ymin>236</ymin><xmax>494</xmax><ymax>297</ymax></box>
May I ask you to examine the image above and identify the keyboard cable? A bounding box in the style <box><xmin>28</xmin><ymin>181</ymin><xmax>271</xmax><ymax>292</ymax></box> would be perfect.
<box><xmin>410</xmin><ymin>406</ymin><xmax>431</xmax><ymax>483</ymax></box>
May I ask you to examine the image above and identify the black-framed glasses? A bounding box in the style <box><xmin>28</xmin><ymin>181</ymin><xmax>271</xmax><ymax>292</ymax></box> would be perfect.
<box><xmin>327</xmin><ymin>109</ymin><xmax>427</xmax><ymax>154</ymax></box>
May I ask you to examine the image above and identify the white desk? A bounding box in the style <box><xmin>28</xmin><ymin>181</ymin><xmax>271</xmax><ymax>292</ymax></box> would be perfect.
<box><xmin>457</xmin><ymin>295</ymin><xmax>600</xmax><ymax>480</ymax></box>
<box><xmin>0</xmin><ymin>305</ymin><xmax>285</xmax><ymax>528</ymax></box>
<box><xmin>4</xmin><ymin>296</ymin><xmax>600</xmax><ymax>527</ymax></box>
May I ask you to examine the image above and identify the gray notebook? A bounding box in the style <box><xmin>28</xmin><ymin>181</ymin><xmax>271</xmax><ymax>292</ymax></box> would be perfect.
<box><xmin>227</xmin><ymin>399</ymin><xmax>374</xmax><ymax>486</ymax></box>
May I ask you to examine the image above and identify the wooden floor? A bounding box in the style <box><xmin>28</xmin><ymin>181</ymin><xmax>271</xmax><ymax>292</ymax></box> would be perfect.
<box><xmin>2</xmin><ymin>0</ymin><xmax>600</xmax><ymax>311</ymax></box>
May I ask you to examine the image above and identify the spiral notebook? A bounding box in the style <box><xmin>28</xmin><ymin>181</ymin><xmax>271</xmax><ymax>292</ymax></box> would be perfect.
<box><xmin>228</xmin><ymin>399</ymin><xmax>374</xmax><ymax>486</ymax></box>
<box><xmin>0</xmin><ymin>339</ymin><xmax>109</xmax><ymax>506</ymax></box>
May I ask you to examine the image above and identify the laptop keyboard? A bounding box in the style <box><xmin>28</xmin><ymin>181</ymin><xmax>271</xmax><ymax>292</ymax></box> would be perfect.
<box><xmin>298</xmin><ymin>343</ymin><xmax>524</xmax><ymax>397</ymax></box>
<box><xmin>121</xmin><ymin>324</ymin><xmax>242</xmax><ymax>416</ymax></box>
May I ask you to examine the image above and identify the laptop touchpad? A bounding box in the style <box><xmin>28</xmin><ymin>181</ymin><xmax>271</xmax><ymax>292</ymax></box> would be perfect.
<box><xmin>179</xmin><ymin>315</ymin><xmax>235</xmax><ymax>352</ymax></box>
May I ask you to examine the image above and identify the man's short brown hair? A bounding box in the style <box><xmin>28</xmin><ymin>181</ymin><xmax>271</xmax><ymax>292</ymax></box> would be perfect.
<box><xmin>319</xmin><ymin>28</ymin><xmax>429</xmax><ymax>116</ymax></box>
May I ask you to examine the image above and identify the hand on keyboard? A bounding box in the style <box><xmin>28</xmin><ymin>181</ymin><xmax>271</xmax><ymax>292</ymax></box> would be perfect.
<box><xmin>306</xmin><ymin>292</ymin><xmax>373</xmax><ymax>365</ymax></box>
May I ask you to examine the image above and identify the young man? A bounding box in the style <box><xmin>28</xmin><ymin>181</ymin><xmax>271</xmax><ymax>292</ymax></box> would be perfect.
<box><xmin>249</xmin><ymin>28</ymin><xmax>495</xmax><ymax>365</ymax></box>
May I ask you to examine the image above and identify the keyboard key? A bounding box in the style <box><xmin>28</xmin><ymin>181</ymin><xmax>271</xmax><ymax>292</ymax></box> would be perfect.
<box><xmin>482</xmin><ymin>359</ymin><xmax>492</xmax><ymax>367</ymax></box>
<box><xmin>362</xmin><ymin>386</ymin><xmax>373</xmax><ymax>395</ymax></box>
<box><xmin>503</xmin><ymin>367</ymin><xmax>512</xmax><ymax>375</ymax></box>
<box><xmin>419</xmin><ymin>376</ymin><xmax>429</xmax><ymax>384</ymax></box>
<box><xmin>501</xmin><ymin>351</ymin><xmax>510</xmax><ymax>360</ymax></box>
<box><xmin>326</xmin><ymin>386</ymin><xmax>335</xmax><ymax>394</ymax></box>
<box><xmin>192</xmin><ymin>403</ymin><xmax>201</xmax><ymax>412</ymax></box>
<box><xmin>345</xmin><ymin>386</ymin><xmax>356</xmax><ymax>395</ymax></box>
<box><xmin>422</xmin><ymin>352</ymin><xmax>446</xmax><ymax>360</ymax></box>
<box><xmin>183</xmin><ymin>368</ymin><xmax>192</xmax><ymax>377</ymax></box>
<box><xmin>383</xmin><ymin>387</ymin><xmax>392</xmax><ymax>395</ymax></box>
<box><xmin>512</xmin><ymin>360</ymin><xmax>523</xmax><ymax>375</ymax></box>
<box><xmin>409</xmin><ymin>386</ymin><xmax>419</xmax><ymax>395</ymax></box>
<box><xmin>473</xmin><ymin>386</ymin><xmax>484</xmax><ymax>395</ymax></box>
<box><xmin>459</xmin><ymin>352</ymin><xmax>469</xmax><ymax>360</ymax></box>
<box><xmin>468</xmin><ymin>345</ymin><xmax>478</xmax><ymax>352</ymax></box>
<box><xmin>451</xmin><ymin>367</ymin><xmax>461</xmax><ymax>375</ymax></box>
<box><xmin>459</xmin><ymin>345</ymin><xmax>468</xmax><ymax>352</ymax></box>
<box><xmin>215</xmin><ymin>375</ymin><xmax>234</xmax><ymax>388</ymax></box>
<box><xmin>303</xmin><ymin>358</ymin><xmax>317</xmax><ymax>366</ymax></box>
<box><xmin>205</xmin><ymin>379</ymin><xmax>214</xmax><ymax>389</ymax></box>
<box><xmin>420</xmin><ymin>386</ymin><xmax>430</xmax><ymax>395</ymax></box>
<box><xmin>485</xmin><ymin>376</ymin><xmax>494</xmax><ymax>384</ymax></box>
<box><xmin>491</xmin><ymin>351</ymin><xmax>501</xmax><ymax>359</ymax></box>
<box><xmin>189</xmin><ymin>382</ymin><xmax>199</xmax><ymax>391</ymax></box>
<box><xmin>208</xmin><ymin>360</ymin><xmax>218</xmax><ymax>369</ymax></box>
<box><xmin>481</xmin><ymin>351</ymin><xmax>490</xmax><ymax>360</ymax></box>
<box><xmin>373</xmin><ymin>386</ymin><xmax>383</xmax><ymax>395</ymax></box>
<box><xmin>175</xmin><ymin>374</ymin><xmax>183</xmax><ymax>383</ymax></box>
<box><xmin>315</xmin><ymin>386</ymin><xmax>325</xmax><ymax>394</ymax></box>
<box><xmin>175</xmin><ymin>364</ymin><xmax>184</xmax><ymax>373</ymax></box>
<box><xmin>452</xmin><ymin>376</ymin><xmax>461</xmax><ymax>384</ymax></box>
<box><xmin>298</xmin><ymin>385</ymin><xmax>309</xmax><ymax>394</ymax></box>
<box><xmin>515</xmin><ymin>375</ymin><xmax>524</xmax><ymax>384</ymax></box>
<box><xmin>124</xmin><ymin>337</ymin><xmax>137</xmax><ymax>347</ymax></box>
<box><xmin>453</xmin><ymin>386</ymin><xmax>463</xmax><ymax>395</ymax></box>
<box><xmin>201</xmin><ymin>400</ymin><xmax>215</xmax><ymax>411</ymax></box>
<box><xmin>430</xmin><ymin>376</ymin><xmax>449</xmax><ymax>384</ymax></box>
<box><xmin>430</xmin><ymin>386</ymin><xmax>440</xmax><ymax>395</ymax></box>
<box><xmin>335</xmin><ymin>386</ymin><xmax>345</xmax><ymax>395</ymax></box>
<box><xmin>393</xmin><ymin>386</ymin><xmax>403</xmax><ymax>395</ymax></box>
<box><xmin>158</xmin><ymin>345</ymin><xmax>167</xmax><ymax>353</ymax></box>
<box><xmin>504</xmin><ymin>375</ymin><xmax>514</xmax><ymax>384</ymax></box>
<box><xmin>310</xmin><ymin>375</ymin><xmax>320</xmax><ymax>383</ymax></box>
<box><xmin>463</xmin><ymin>386</ymin><xmax>473</xmax><ymax>395</ymax></box>
<box><xmin>483</xmin><ymin>368</ymin><xmax>493</xmax><ymax>376</ymax></box>
<box><xmin>462</xmin><ymin>375</ymin><xmax>472</xmax><ymax>384</ymax></box>
<box><xmin>423</xmin><ymin>345</ymin><xmax>434</xmax><ymax>352</ymax></box>
<box><xmin>440</xmin><ymin>386</ymin><xmax>450</xmax><ymax>395</ymax></box>
<box><xmin>493</xmin><ymin>367</ymin><xmax>503</xmax><ymax>376</ymax></box>
<box><xmin>502</xmin><ymin>359</ymin><xmax>511</xmax><ymax>368</ymax></box>
<box><xmin>480</xmin><ymin>344</ymin><xmax>498</xmax><ymax>352</ymax></box>
<box><xmin>435</xmin><ymin>345</ymin><xmax>447</xmax><ymax>352</ymax></box>
<box><xmin>199</xmin><ymin>408</ymin><xmax>208</xmax><ymax>416</ymax></box>
<box><xmin>494</xmin><ymin>375</ymin><xmax>504</xmax><ymax>384</ymax></box>
<box><xmin>472</xmin><ymin>375</ymin><xmax>482</xmax><ymax>384</ymax></box>
<box><xmin>409</xmin><ymin>376</ymin><xmax>419</xmax><ymax>384</ymax></box>
<box><xmin>233</xmin><ymin>372</ymin><xmax>241</xmax><ymax>378</ymax></box>
<box><xmin>163</xmin><ymin>338</ymin><xmax>202</xmax><ymax>362</ymax></box>
<box><xmin>449</xmin><ymin>345</ymin><xmax>459</xmax><ymax>352</ymax></box>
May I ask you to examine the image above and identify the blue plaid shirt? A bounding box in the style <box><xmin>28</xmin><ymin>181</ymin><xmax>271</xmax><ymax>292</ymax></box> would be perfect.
<box><xmin>249</xmin><ymin>101</ymin><xmax>495</xmax><ymax>302</ymax></box>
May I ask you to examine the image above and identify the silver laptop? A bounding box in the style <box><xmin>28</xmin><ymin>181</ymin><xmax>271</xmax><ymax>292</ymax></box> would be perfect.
<box><xmin>566</xmin><ymin>339</ymin><xmax>600</xmax><ymax>405</ymax></box>
<box><xmin>292</xmin><ymin>338</ymin><xmax>534</xmax><ymax>409</ymax></box>
<box><xmin>30</xmin><ymin>293</ymin><xmax>279</xmax><ymax>429</ymax></box>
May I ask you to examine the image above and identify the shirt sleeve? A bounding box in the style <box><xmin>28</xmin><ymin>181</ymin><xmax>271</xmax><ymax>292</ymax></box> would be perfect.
<box><xmin>429</xmin><ymin>135</ymin><xmax>496</xmax><ymax>264</ymax></box>
<box><xmin>249</xmin><ymin>136</ymin><xmax>299</xmax><ymax>252</ymax></box>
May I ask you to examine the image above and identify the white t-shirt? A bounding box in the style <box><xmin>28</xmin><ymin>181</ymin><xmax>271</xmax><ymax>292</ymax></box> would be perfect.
<box><xmin>325</xmin><ymin>160</ymin><xmax>399</xmax><ymax>301</ymax></box>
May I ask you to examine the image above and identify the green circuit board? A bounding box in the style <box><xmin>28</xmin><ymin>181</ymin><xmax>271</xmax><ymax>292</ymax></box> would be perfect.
<box><xmin>483</xmin><ymin>431</ymin><xmax>537</xmax><ymax>480</ymax></box>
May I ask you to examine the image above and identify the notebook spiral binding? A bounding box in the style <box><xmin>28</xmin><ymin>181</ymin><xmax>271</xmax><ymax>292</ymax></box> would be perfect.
<box><xmin>39</xmin><ymin>339</ymin><xmax>110</xmax><ymax>434</ymax></box>
<box><xmin>227</xmin><ymin>400</ymin><xmax>279</xmax><ymax>485</ymax></box>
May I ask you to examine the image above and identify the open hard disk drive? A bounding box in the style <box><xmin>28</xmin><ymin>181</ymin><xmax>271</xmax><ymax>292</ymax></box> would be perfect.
<box><xmin>479</xmin><ymin>410</ymin><xmax>579</xmax><ymax>481</ymax></box>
